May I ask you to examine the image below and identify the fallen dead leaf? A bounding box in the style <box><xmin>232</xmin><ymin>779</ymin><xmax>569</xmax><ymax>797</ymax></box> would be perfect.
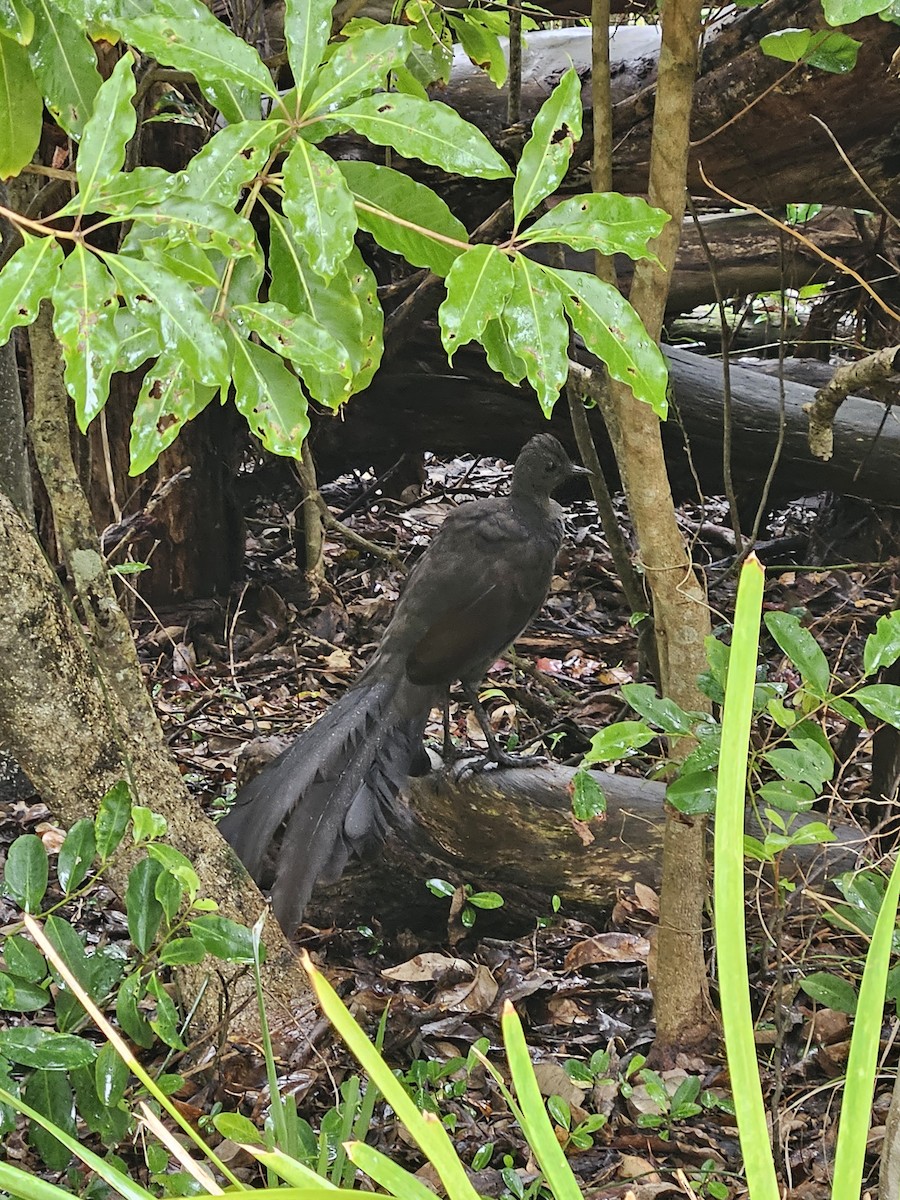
<box><xmin>564</xmin><ymin>933</ymin><xmax>651</xmax><ymax>971</ymax></box>
<box><xmin>532</xmin><ymin>1060</ymin><xmax>585</xmax><ymax>1107</ymax></box>
<box><xmin>381</xmin><ymin>953</ymin><xmax>472</xmax><ymax>983</ymax></box>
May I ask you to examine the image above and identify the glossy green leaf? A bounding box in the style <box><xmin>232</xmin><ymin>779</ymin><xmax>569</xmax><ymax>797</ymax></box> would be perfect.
<box><xmin>75</xmin><ymin>51</ymin><xmax>136</xmax><ymax>205</ymax></box>
<box><xmin>95</xmin><ymin>1041</ymin><xmax>129</xmax><ymax>1106</ymax></box>
<box><xmin>0</xmin><ymin>0</ymin><xmax>34</xmax><ymax>43</ymax></box>
<box><xmin>855</xmin><ymin>684</ymin><xmax>900</xmax><ymax>729</ymax></box>
<box><xmin>51</xmin><ymin>245</ymin><xmax>119</xmax><ymax>431</ymax></box>
<box><xmin>94</xmin><ymin>780</ymin><xmax>131</xmax><ymax>859</ymax></box>
<box><xmin>0</xmin><ymin>235</ymin><xmax>63</xmax><ymax>345</ymax></box>
<box><xmin>146</xmin><ymin>843</ymin><xmax>200</xmax><ymax>899</ymax></box>
<box><xmin>764</xmin><ymin>611</ymin><xmax>830</xmax><ymax>696</ymax></box>
<box><xmin>447</xmin><ymin>12</ymin><xmax>507</xmax><ymax>87</ymax></box>
<box><xmin>822</xmin><ymin>0</ymin><xmax>887</xmax><ymax>25</ymax></box>
<box><xmin>764</xmin><ymin>739</ymin><xmax>833</xmax><ymax>789</ymax></box>
<box><xmin>0</xmin><ymin>1026</ymin><xmax>97</xmax><ymax>1069</ymax></box>
<box><xmin>339</xmin><ymin>160</ymin><xmax>468</xmax><ymax>276</ymax></box>
<box><xmin>130</xmin><ymin>805</ymin><xmax>167</xmax><ymax>843</ymax></box>
<box><xmin>756</xmin><ymin>780</ymin><xmax>815</xmax><ymax>812</ymax></box>
<box><xmin>71</xmin><ymin>166</ymin><xmax>175</xmax><ymax>217</ymax></box>
<box><xmin>864</xmin><ymin>611</ymin><xmax>900</xmax><ymax>675</ymax></box>
<box><xmin>129</xmin><ymin>197</ymin><xmax>259</xmax><ymax>259</ymax></box>
<box><xmin>28</xmin><ymin>0</ymin><xmax>101</xmax><ymax>138</ymax></box>
<box><xmin>285</xmin><ymin>0</ymin><xmax>333</xmax><ymax>108</ymax></box>
<box><xmin>0</xmin><ymin>970</ymin><xmax>48</xmax><ymax>1011</ymax></box>
<box><xmin>45</xmin><ymin>915</ymin><xmax>94</xmax><ymax>1011</ymax></box>
<box><xmin>189</xmin><ymin>913</ymin><xmax>258</xmax><ymax>961</ymax></box>
<box><xmin>230</xmin><ymin>334</ymin><xmax>310</xmax><ymax>458</ymax></box>
<box><xmin>0</xmin><ymin>35</ymin><xmax>42</xmax><ymax>178</ymax></box>
<box><xmin>177</xmin><ymin>118</ymin><xmax>280</xmax><ymax>205</ymax></box>
<box><xmin>582</xmin><ymin>720</ymin><xmax>654</xmax><ymax>763</ymax></box>
<box><xmin>268</xmin><ymin>208</ymin><xmax>382</xmax><ymax>407</ymax></box>
<box><xmin>234</xmin><ymin>301</ymin><xmax>352</xmax><ymax>379</ymax></box>
<box><xmin>25</xmin><ymin>1069</ymin><xmax>75</xmax><ymax>1171</ymax></box>
<box><xmin>145</xmin><ymin>972</ymin><xmax>185</xmax><ymax>1050</ymax></box>
<box><xmin>666</xmin><ymin>766</ymin><xmax>718</xmax><ymax>814</ymax></box>
<box><xmin>3</xmin><ymin>833</ymin><xmax>48</xmax><ymax>912</ymax></box>
<box><xmin>106</xmin><ymin>253</ymin><xmax>229</xmax><ymax>386</ymax></box>
<box><xmin>282</xmin><ymin>137</ymin><xmax>357</xmax><ymax>279</ymax></box>
<box><xmin>620</xmin><ymin>682</ymin><xmax>699</xmax><ymax>735</ymax></box>
<box><xmin>800</xmin><ymin>971</ymin><xmax>858</xmax><ymax>1013</ymax></box>
<box><xmin>113</xmin><ymin>308</ymin><xmax>161</xmax><ymax>372</ymax></box>
<box><xmin>154</xmin><ymin>868</ymin><xmax>184</xmax><ymax>923</ymax></box>
<box><xmin>115</xmin><ymin>972</ymin><xmax>154</xmax><ymax>1048</ymax></box>
<box><xmin>3</xmin><ymin>935</ymin><xmax>46</xmax><ymax>983</ymax></box>
<box><xmin>158</xmin><ymin>937</ymin><xmax>207</xmax><ymax>966</ymax></box>
<box><xmin>760</xmin><ymin>27</ymin><xmax>861</xmax><ymax>71</ymax></box>
<box><xmin>500</xmin><ymin>254</ymin><xmax>568</xmax><ymax>416</ymax></box>
<box><xmin>125</xmin><ymin>858</ymin><xmax>164</xmax><ymax>954</ymax></box>
<box><xmin>482</xmin><ymin>316</ymin><xmax>527</xmax><ymax>386</ymax></box>
<box><xmin>439</xmin><ymin>244</ymin><xmax>514</xmax><ymax>360</ymax></box>
<box><xmin>522</xmin><ymin>193</ymin><xmax>668</xmax><ymax>261</ymax></box>
<box><xmin>570</xmin><ymin>769</ymin><xmax>606</xmax><ymax>820</ymax></box>
<box><xmin>544</xmin><ymin>265</ymin><xmax>669</xmax><ymax>416</ymax></box>
<box><xmin>118</xmin><ymin>13</ymin><xmax>276</xmax><ymax>95</ymax></box>
<box><xmin>513</xmin><ymin>67</ymin><xmax>581</xmax><ymax>226</ymax></box>
<box><xmin>322</xmin><ymin>93</ymin><xmax>512</xmax><ymax>180</ymax></box>
<box><xmin>305</xmin><ymin>25</ymin><xmax>412</xmax><ymax>115</ymax></box>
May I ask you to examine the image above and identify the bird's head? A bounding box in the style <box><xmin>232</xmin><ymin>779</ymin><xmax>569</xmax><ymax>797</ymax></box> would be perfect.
<box><xmin>512</xmin><ymin>433</ymin><xmax>591</xmax><ymax>497</ymax></box>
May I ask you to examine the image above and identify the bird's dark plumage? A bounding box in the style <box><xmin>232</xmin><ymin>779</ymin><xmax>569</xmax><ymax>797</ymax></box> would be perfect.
<box><xmin>219</xmin><ymin>434</ymin><xmax>586</xmax><ymax>931</ymax></box>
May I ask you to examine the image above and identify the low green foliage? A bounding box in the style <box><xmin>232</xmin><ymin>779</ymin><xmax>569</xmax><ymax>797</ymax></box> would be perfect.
<box><xmin>425</xmin><ymin>878</ymin><xmax>505</xmax><ymax>929</ymax></box>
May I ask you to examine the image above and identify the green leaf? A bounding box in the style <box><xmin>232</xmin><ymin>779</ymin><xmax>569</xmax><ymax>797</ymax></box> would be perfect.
<box><xmin>426</xmin><ymin>877</ymin><xmax>455</xmax><ymax>898</ymax></box>
<box><xmin>105</xmin><ymin>253</ymin><xmax>229</xmax><ymax>387</ymax></box>
<box><xmin>116</xmin><ymin>14</ymin><xmax>276</xmax><ymax>97</ymax></box>
<box><xmin>764</xmin><ymin>739</ymin><xmax>833</xmax><ymax>789</ymax></box>
<box><xmin>543</xmin><ymin>265</ymin><xmax>669</xmax><ymax>416</ymax></box>
<box><xmin>285</xmin><ymin>0</ymin><xmax>333</xmax><ymax>108</ymax></box>
<box><xmin>0</xmin><ymin>235</ymin><xmax>63</xmax><ymax>345</ymax></box>
<box><xmin>0</xmin><ymin>970</ymin><xmax>49</xmax><ymax>1011</ymax></box>
<box><xmin>304</xmin><ymin>25</ymin><xmax>413</xmax><ymax>115</ymax></box>
<box><xmin>666</xmin><ymin>767</ymin><xmax>717</xmax><ymax>815</ymax></box>
<box><xmin>0</xmin><ymin>0</ymin><xmax>34</xmax><ymax>43</ymax></box>
<box><xmin>230</xmin><ymin>333</ymin><xmax>310</xmax><ymax>458</ymax></box>
<box><xmin>821</xmin><ymin>0</ymin><xmax>888</xmax><ymax>24</ymax></box>
<box><xmin>521</xmin><ymin>193</ymin><xmax>668</xmax><ymax>261</ymax></box>
<box><xmin>764</xmin><ymin>611</ymin><xmax>830</xmax><ymax>696</ymax></box>
<box><xmin>582</xmin><ymin>720</ymin><xmax>654</xmax><ymax>763</ymax></box>
<box><xmin>28</xmin><ymin>0</ymin><xmax>102</xmax><ymax>138</ymax></box>
<box><xmin>177</xmin><ymin>118</ymin><xmax>280</xmax><ymax>206</ymax></box>
<box><xmin>145</xmin><ymin>843</ymin><xmax>200</xmax><ymax>899</ymax></box>
<box><xmin>213</xmin><ymin>1111</ymin><xmax>261</xmax><ymax>1144</ymax></box>
<box><xmin>855</xmin><ymin>684</ymin><xmax>900</xmax><ymax>729</ymax></box>
<box><xmin>51</xmin><ymin>245</ymin><xmax>119</xmax><ymax>431</ymax></box>
<box><xmin>570</xmin><ymin>769</ymin><xmax>606</xmax><ymax>820</ymax></box>
<box><xmin>113</xmin><ymin>307</ymin><xmax>161</xmax><ymax>372</ymax></box>
<box><xmin>620</xmin><ymin>683</ymin><xmax>698</xmax><ymax>735</ymax></box>
<box><xmin>73</xmin><ymin>53</ymin><xmax>134</xmax><ymax>207</ymax></box>
<box><xmin>482</xmin><ymin>316</ymin><xmax>527</xmax><ymax>386</ymax></box>
<box><xmin>94</xmin><ymin>780</ymin><xmax>132</xmax><ymax>859</ymax></box>
<box><xmin>68</xmin><ymin>166</ymin><xmax>175</xmax><ymax>217</ymax></box>
<box><xmin>130</xmin><ymin>806</ymin><xmax>167</xmax><ymax>843</ymax></box>
<box><xmin>467</xmin><ymin>891</ymin><xmax>504</xmax><ymax>909</ymax></box>
<box><xmin>3</xmin><ymin>935</ymin><xmax>47</xmax><ymax>983</ymax></box>
<box><xmin>158</xmin><ymin>937</ymin><xmax>207</xmax><ymax>966</ymax></box>
<box><xmin>189</xmin><ymin>914</ymin><xmax>257</xmax><ymax>962</ymax></box>
<box><xmin>512</xmin><ymin>67</ymin><xmax>582</xmax><ymax>226</ymax></box>
<box><xmin>447</xmin><ymin>12</ymin><xmax>507</xmax><ymax>87</ymax></box>
<box><xmin>338</xmin><ymin>160</ymin><xmax>468</xmax><ymax>277</ymax></box>
<box><xmin>500</xmin><ymin>254</ymin><xmax>568</xmax><ymax>416</ymax></box>
<box><xmin>45</xmin><ymin>915</ymin><xmax>93</xmax><ymax>999</ymax></box>
<box><xmin>128</xmin><ymin>197</ymin><xmax>260</xmax><ymax>260</ymax></box>
<box><xmin>759</xmin><ymin>27</ymin><xmax>815</xmax><ymax>61</ymax></box>
<box><xmin>128</xmin><ymin>355</ymin><xmax>216</xmax><ymax>476</ymax></box>
<box><xmin>0</xmin><ymin>1026</ymin><xmax>97</xmax><ymax>1069</ymax></box>
<box><xmin>439</xmin><ymin>244</ymin><xmax>514</xmax><ymax>361</ymax></box>
<box><xmin>760</xmin><ymin>27</ymin><xmax>861</xmax><ymax>71</ymax></box>
<box><xmin>0</xmin><ymin>34</ymin><xmax>41</xmax><ymax>176</ymax></box>
<box><xmin>115</xmin><ymin>972</ymin><xmax>154</xmax><ymax>1049</ymax></box>
<box><xmin>282</xmin><ymin>138</ymin><xmax>357</xmax><ymax>280</ymax></box>
<box><xmin>3</xmin><ymin>833</ymin><xmax>49</xmax><ymax>912</ymax></box>
<box><xmin>800</xmin><ymin>970</ymin><xmax>858</xmax><ymax>1014</ymax></box>
<box><xmin>154</xmin><ymin>868</ymin><xmax>184</xmax><ymax>923</ymax></box>
<box><xmin>757</xmin><ymin>780</ymin><xmax>815</xmax><ymax>812</ymax></box>
<box><xmin>25</xmin><ymin>1069</ymin><xmax>75</xmax><ymax>1171</ymax></box>
<box><xmin>145</xmin><ymin>972</ymin><xmax>186</xmax><ymax>1050</ymax></box>
<box><xmin>322</xmin><ymin>93</ymin><xmax>511</xmax><ymax>180</ymax></box>
<box><xmin>95</xmin><ymin>1040</ymin><xmax>129</xmax><ymax>1106</ymax></box>
<box><xmin>234</xmin><ymin>301</ymin><xmax>352</xmax><ymax>380</ymax></box>
<box><xmin>864</xmin><ymin>611</ymin><xmax>900</xmax><ymax>675</ymax></box>
<box><xmin>125</xmin><ymin>858</ymin><xmax>165</xmax><ymax>954</ymax></box>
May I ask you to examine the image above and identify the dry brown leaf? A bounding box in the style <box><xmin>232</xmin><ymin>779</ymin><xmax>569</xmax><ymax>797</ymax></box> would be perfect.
<box><xmin>381</xmin><ymin>953</ymin><xmax>472</xmax><ymax>983</ymax></box>
<box><xmin>531</xmin><ymin>1060</ymin><xmax>585</xmax><ymax>1107</ymax></box>
<box><xmin>564</xmin><ymin>933</ymin><xmax>651</xmax><ymax>971</ymax></box>
<box><xmin>437</xmin><ymin>964</ymin><xmax>498</xmax><ymax>1012</ymax></box>
<box><xmin>633</xmin><ymin>883</ymin><xmax>660</xmax><ymax>917</ymax></box>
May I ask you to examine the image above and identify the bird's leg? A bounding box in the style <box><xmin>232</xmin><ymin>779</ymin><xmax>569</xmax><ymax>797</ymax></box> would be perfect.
<box><xmin>442</xmin><ymin>692</ymin><xmax>455</xmax><ymax>761</ymax></box>
<box><xmin>461</xmin><ymin>683</ymin><xmax>546</xmax><ymax>769</ymax></box>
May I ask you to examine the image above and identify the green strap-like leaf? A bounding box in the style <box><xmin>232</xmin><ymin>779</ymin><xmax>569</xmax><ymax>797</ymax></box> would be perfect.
<box><xmin>116</xmin><ymin>13</ymin><xmax>277</xmax><ymax>97</ymax></box>
<box><xmin>0</xmin><ymin>235</ymin><xmax>63</xmax><ymax>344</ymax></box>
<box><xmin>177</xmin><ymin>118</ymin><xmax>281</xmax><ymax>206</ymax></box>
<box><xmin>0</xmin><ymin>0</ymin><xmax>34</xmax><ymax>44</ymax></box>
<box><xmin>512</xmin><ymin>67</ymin><xmax>582</xmax><ymax>227</ymax></box>
<box><xmin>0</xmin><ymin>34</ymin><xmax>42</xmax><ymax>176</ymax></box>
<box><xmin>282</xmin><ymin>137</ymin><xmax>357</xmax><ymax>279</ymax></box>
<box><xmin>75</xmin><ymin>52</ymin><xmax>136</xmax><ymax>207</ymax></box>
<box><xmin>303</xmin><ymin>25</ymin><xmax>413</xmax><ymax>117</ymax></box>
<box><xmin>320</xmin><ymin>93</ymin><xmax>512</xmax><ymax>180</ymax></box>
<box><xmin>28</xmin><ymin>0</ymin><xmax>102</xmax><ymax>138</ymax></box>
<box><xmin>105</xmin><ymin>252</ymin><xmax>229</xmax><ymax>387</ymax></box>
<box><xmin>339</xmin><ymin>159</ymin><xmax>468</xmax><ymax>277</ymax></box>
<box><xmin>129</xmin><ymin>355</ymin><xmax>217</xmax><ymax>476</ymax></box>
<box><xmin>499</xmin><ymin>254</ymin><xmax>568</xmax><ymax>416</ymax></box>
<box><xmin>447</xmin><ymin>12</ymin><xmax>507</xmax><ymax>87</ymax></box>
<box><xmin>234</xmin><ymin>301</ymin><xmax>352</xmax><ymax>380</ymax></box>
<box><xmin>127</xmin><ymin>196</ymin><xmax>261</xmax><ymax>259</ymax></box>
<box><xmin>51</xmin><ymin>245</ymin><xmax>119</xmax><ymax>431</ymax></box>
<box><xmin>544</xmin><ymin>264</ymin><xmax>669</xmax><ymax>417</ymax></box>
<box><xmin>284</xmin><ymin>0</ymin><xmax>334</xmax><ymax>110</ymax></box>
<box><xmin>521</xmin><ymin>192</ymin><xmax>669</xmax><ymax>261</ymax></box>
<box><xmin>438</xmin><ymin>243</ymin><xmax>514</xmax><ymax>361</ymax></box>
<box><xmin>230</xmin><ymin>332</ymin><xmax>311</xmax><ymax>457</ymax></box>
<box><xmin>68</xmin><ymin>166</ymin><xmax>175</xmax><ymax>218</ymax></box>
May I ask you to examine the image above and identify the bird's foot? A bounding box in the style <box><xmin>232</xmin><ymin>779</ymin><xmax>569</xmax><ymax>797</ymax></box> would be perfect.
<box><xmin>457</xmin><ymin>747</ymin><xmax>547</xmax><ymax>776</ymax></box>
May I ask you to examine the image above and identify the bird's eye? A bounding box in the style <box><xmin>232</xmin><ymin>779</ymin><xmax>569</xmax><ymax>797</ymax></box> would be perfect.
<box><xmin>544</xmin><ymin>459</ymin><xmax>555</xmax><ymax>471</ymax></box>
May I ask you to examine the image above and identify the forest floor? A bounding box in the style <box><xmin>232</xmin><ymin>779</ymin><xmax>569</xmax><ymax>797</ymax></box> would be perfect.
<box><xmin>3</xmin><ymin>449</ymin><xmax>899</xmax><ymax>1198</ymax></box>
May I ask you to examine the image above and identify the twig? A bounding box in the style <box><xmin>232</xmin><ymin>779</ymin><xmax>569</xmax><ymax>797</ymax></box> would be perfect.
<box><xmin>804</xmin><ymin>344</ymin><xmax>900</xmax><ymax>460</ymax></box>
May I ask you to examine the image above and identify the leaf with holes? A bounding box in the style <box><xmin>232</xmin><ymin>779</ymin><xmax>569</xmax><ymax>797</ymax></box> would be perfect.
<box><xmin>28</xmin><ymin>0</ymin><xmax>102</xmax><ymax>138</ymax></box>
<box><xmin>499</xmin><ymin>255</ymin><xmax>568</xmax><ymax>416</ymax></box>
<box><xmin>51</xmin><ymin>246</ymin><xmax>120</xmax><ymax>431</ymax></box>
<box><xmin>129</xmin><ymin>355</ymin><xmax>217</xmax><ymax>476</ymax></box>
<box><xmin>177</xmin><ymin>118</ymin><xmax>281</xmax><ymax>206</ymax></box>
<box><xmin>282</xmin><ymin>138</ymin><xmax>357</xmax><ymax>280</ymax></box>
<box><xmin>231</xmin><ymin>333</ymin><xmax>310</xmax><ymax>457</ymax></box>
<box><xmin>304</xmin><ymin>24</ymin><xmax>412</xmax><ymax>116</ymax></box>
<box><xmin>521</xmin><ymin>193</ymin><xmax>668</xmax><ymax>261</ymax></box>
<box><xmin>235</xmin><ymin>301</ymin><xmax>352</xmax><ymax>381</ymax></box>
<box><xmin>512</xmin><ymin>67</ymin><xmax>581</xmax><ymax>226</ymax></box>
<box><xmin>439</xmin><ymin>245</ymin><xmax>514</xmax><ymax>361</ymax></box>
<box><xmin>0</xmin><ymin>236</ymin><xmax>63</xmax><ymax>345</ymax></box>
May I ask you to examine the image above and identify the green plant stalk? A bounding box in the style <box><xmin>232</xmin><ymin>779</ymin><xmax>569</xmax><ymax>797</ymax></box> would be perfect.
<box><xmin>713</xmin><ymin>556</ymin><xmax>780</xmax><ymax>1200</ymax></box>
<box><xmin>831</xmin><ymin>849</ymin><xmax>900</xmax><ymax>1193</ymax></box>
<box><xmin>250</xmin><ymin>913</ymin><xmax>291</xmax><ymax>1164</ymax></box>
<box><xmin>0</xmin><ymin>1160</ymin><xmax>88</xmax><ymax>1200</ymax></box>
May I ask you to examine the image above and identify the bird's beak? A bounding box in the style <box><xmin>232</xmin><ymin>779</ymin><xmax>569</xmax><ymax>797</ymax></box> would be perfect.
<box><xmin>569</xmin><ymin>462</ymin><xmax>593</xmax><ymax>477</ymax></box>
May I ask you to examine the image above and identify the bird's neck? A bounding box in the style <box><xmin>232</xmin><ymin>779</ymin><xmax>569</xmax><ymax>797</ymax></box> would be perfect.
<box><xmin>509</xmin><ymin>482</ymin><xmax>554</xmax><ymax>515</ymax></box>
